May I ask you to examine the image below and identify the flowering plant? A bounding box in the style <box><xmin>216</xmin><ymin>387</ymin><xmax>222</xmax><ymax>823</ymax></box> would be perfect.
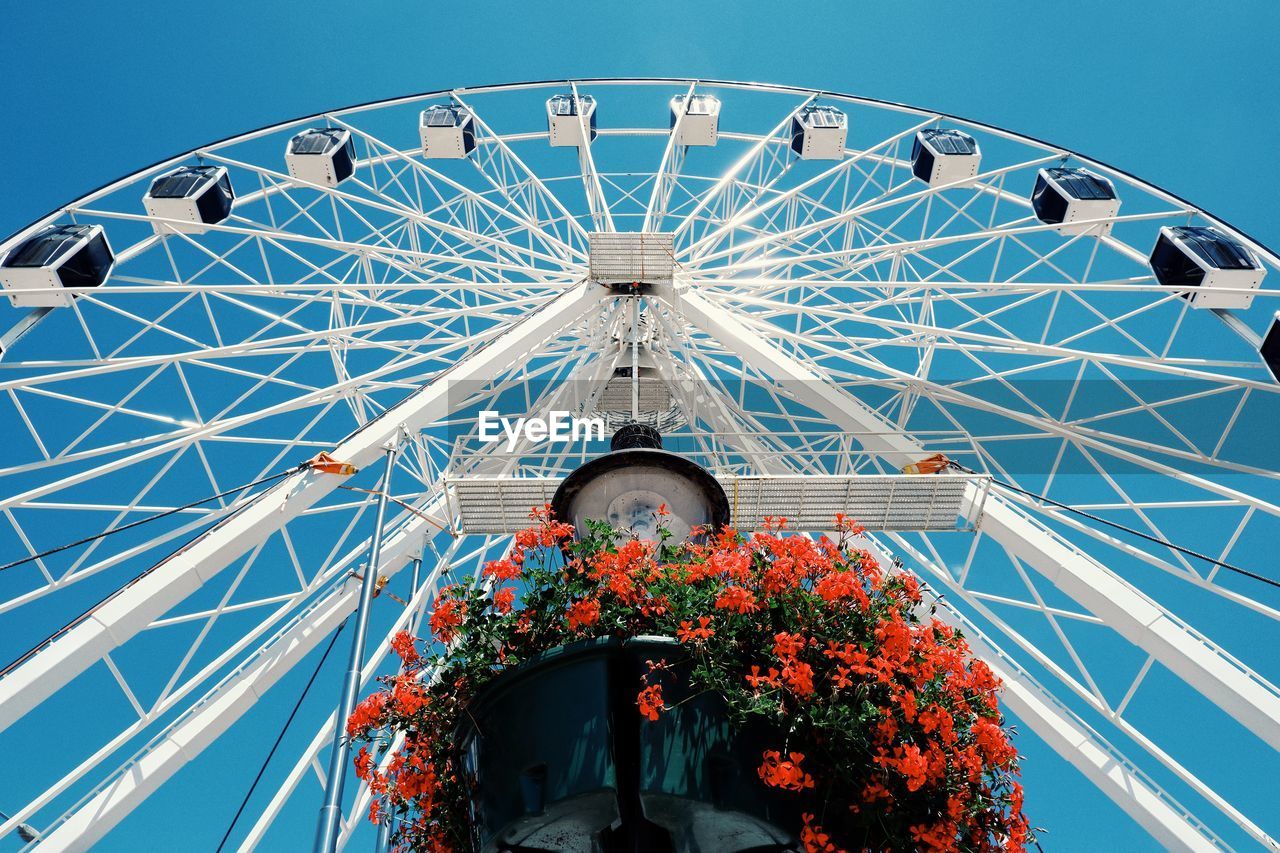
<box><xmin>348</xmin><ymin>507</ymin><xmax>1031</xmax><ymax>852</ymax></box>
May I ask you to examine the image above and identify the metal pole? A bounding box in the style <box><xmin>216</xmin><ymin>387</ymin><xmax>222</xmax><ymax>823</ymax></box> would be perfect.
<box><xmin>373</xmin><ymin>810</ymin><xmax>392</xmax><ymax>852</ymax></box>
<box><xmin>315</xmin><ymin>441</ymin><xmax>399</xmax><ymax>853</ymax></box>
<box><xmin>373</xmin><ymin>554</ymin><xmax>422</xmax><ymax>853</ymax></box>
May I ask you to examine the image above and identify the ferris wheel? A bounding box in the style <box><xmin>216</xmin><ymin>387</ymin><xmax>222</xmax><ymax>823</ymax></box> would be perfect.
<box><xmin>0</xmin><ymin>77</ymin><xmax>1276</xmax><ymax>851</ymax></box>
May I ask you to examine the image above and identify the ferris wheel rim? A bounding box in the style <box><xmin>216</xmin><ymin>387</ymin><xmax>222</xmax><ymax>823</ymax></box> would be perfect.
<box><xmin>4</xmin><ymin>75</ymin><xmax>1278</xmax><ymax>271</ymax></box>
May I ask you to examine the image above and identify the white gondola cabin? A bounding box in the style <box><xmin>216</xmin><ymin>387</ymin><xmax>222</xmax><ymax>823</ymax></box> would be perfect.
<box><xmin>546</xmin><ymin>94</ymin><xmax>597</xmax><ymax>148</ymax></box>
<box><xmin>143</xmin><ymin>165</ymin><xmax>234</xmax><ymax>234</ymax></box>
<box><xmin>911</xmin><ymin>129</ymin><xmax>981</xmax><ymax>187</ymax></box>
<box><xmin>1031</xmin><ymin>167</ymin><xmax>1120</xmax><ymax>235</ymax></box>
<box><xmin>285</xmin><ymin>128</ymin><xmax>356</xmax><ymax>187</ymax></box>
<box><xmin>790</xmin><ymin>106</ymin><xmax>847</xmax><ymax>160</ymax></box>
<box><xmin>419</xmin><ymin>105</ymin><xmax>477</xmax><ymax>159</ymax></box>
<box><xmin>1149</xmin><ymin>226</ymin><xmax>1266</xmax><ymax>310</ymax></box>
<box><xmin>0</xmin><ymin>224</ymin><xmax>114</xmax><ymax>308</ymax></box>
<box><xmin>669</xmin><ymin>94</ymin><xmax>720</xmax><ymax>147</ymax></box>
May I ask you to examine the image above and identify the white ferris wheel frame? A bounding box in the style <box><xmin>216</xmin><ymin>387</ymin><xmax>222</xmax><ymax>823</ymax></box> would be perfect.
<box><xmin>0</xmin><ymin>77</ymin><xmax>1274</xmax><ymax>851</ymax></box>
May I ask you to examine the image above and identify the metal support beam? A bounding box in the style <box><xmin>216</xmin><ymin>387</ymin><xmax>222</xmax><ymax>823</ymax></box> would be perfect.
<box><xmin>667</xmin><ymin>287</ymin><xmax>1280</xmax><ymax>753</ymax></box>
<box><xmin>32</xmin><ymin>497</ymin><xmax>451</xmax><ymax>851</ymax></box>
<box><xmin>0</xmin><ymin>281</ymin><xmax>607</xmax><ymax>735</ymax></box>
<box><xmin>316</xmin><ymin>443</ymin><xmax>398</xmax><ymax>853</ymax></box>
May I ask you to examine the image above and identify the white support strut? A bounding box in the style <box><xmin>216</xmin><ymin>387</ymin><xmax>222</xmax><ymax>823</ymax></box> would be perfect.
<box><xmin>0</xmin><ymin>281</ymin><xmax>607</xmax><ymax>735</ymax></box>
<box><xmin>668</xmin><ymin>286</ymin><xmax>1280</xmax><ymax>753</ymax></box>
<box><xmin>33</xmin><ymin>503</ymin><xmax>447</xmax><ymax>851</ymax></box>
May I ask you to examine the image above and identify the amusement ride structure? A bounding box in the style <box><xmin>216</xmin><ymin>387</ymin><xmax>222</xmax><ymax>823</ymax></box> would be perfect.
<box><xmin>0</xmin><ymin>78</ymin><xmax>1277</xmax><ymax>850</ymax></box>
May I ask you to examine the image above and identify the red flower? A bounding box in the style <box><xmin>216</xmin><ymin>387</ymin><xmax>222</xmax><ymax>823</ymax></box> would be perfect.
<box><xmin>745</xmin><ymin>665</ymin><xmax>780</xmax><ymax>691</ymax></box>
<box><xmin>390</xmin><ymin>630</ymin><xmax>419</xmax><ymax>666</ymax></box>
<box><xmin>429</xmin><ymin>593</ymin><xmax>466</xmax><ymax>645</ymax></box>
<box><xmin>773</xmin><ymin>631</ymin><xmax>807</xmax><ymax>660</ymax></box>
<box><xmin>346</xmin><ymin>692</ymin><xmax>387</xmax><ymax>737</ymax></box>
<box><xmin>354</xmin><ymin>746</ymin><xmax>373</xmax><ymax>781</ymax></box>
<box><xmin>676</xmin><ymin>616</ymin><xmax>715</xmax><ymax>644</ymax></box>
<box><xmin>758</xmin><ymin>750</ymin><xmax>815</xmax><ymax>792</ymax></box>
<box><xmin>883</xmin><ymin>743</ymin><xmax>929</xmax><ymax>792</ymax></box>
<box><xmin>801</xmin><ymin>813</ymin><xmax>842</xmax><ymax>853</ymax></box>
<box><xmin>637</xmin><ymin>683</ymin><xmax>664</xmax><ymax>721</ymax></box>
<box><xmin>714</xmin><ymin>585</ymin><xmax>759</xmax><ymax>614</ymax></box>
<box><xmin>781</xmin><ymin>659</ymin><xmax>816</xmax><ymax>698</ymax></box>
<box><xmin>565</xmin><ymin>598</ymin><xmax>601</xmax><ymax>631</ymax></box>
<box><xmin>493</xmin><ymin>586</ymin><xmax>516</xmax><ymax>614</ymax></box>
<box><xmin>484</xmin><ymin>558</ymin><xmax>521</xmax><ymax>582</ymax></box>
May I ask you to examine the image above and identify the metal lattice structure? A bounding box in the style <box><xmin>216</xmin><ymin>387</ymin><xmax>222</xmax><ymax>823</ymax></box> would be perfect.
<box><xmin>0</xmin><ymin>78</ymin><xmax>1277</xmax><ymax>851</ymax></box>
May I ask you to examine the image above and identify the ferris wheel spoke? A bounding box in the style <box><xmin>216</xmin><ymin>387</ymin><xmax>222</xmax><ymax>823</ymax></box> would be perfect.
<box><xmin>197</xmin><ymin>148</ymin><xmax>577</xmax><ymax>276</ymax></box>
<box><xmin>448</xmin><ymin>90</ymin><xmax>592</xmax><ymax>251</ymax></box>
<box><xmin>323</xmin><ymin>113</ymin><xmax>585</xmax><ymax>267</ymax></box>
<box><xmin>77</xmin><ymin>205</ymin><xmax>573</xmax><ymax>294</ymax></box>
<box><xmin>735</xmin><ymin>311</ymin><xmax>1280</xmax><ymax>482</ymax></box>
<box><xmin>702</xmin><ymin>287</ymin><xmax>1274</xmax><ymax>391</ymax></box>
<box><xmin>0</xmin><ymin>324</ymin><xmax>483</xmax><ymax>503</ymax></box>
<box><xmin>0</xmin><ymin>290</ymin><xmax>553</xmax><ymax>417</ymax></box>
<box><xmin>695</xmin><ymin>298</ymin><xmax>1280</xmax><ymax>616</ymax></box>
<box><xmin>563</xmin><ymin>83</ymin><xmax>615</xmax><ymax>233</ymax></box>
<box><xmin>670</xmin><ymin>286</ymin><xmax>1280</xmax><ymax>752</ymax></box>
<box><xmin>686</xmin><ymin>114</ymin><xmax>940</xmax><ymax>263</ymax></box>
<box><xmin>694</xmin><ymin>207</ymin><xmax>1183</xmax><ymax>284</ymax></box>
<box><xmin>684</xmin><ymin>153</ymin><xmax>1069</xmax><ymax>272</ymax></box>
<box><xmin>671</xmin><ymin>92</ymin><xmax>817</xmax><ymax>248</ymax></box>
<box><xmin>641</xmin><ymin>82</ymin><xmax>697</xmax><ymax>233</ymax></box>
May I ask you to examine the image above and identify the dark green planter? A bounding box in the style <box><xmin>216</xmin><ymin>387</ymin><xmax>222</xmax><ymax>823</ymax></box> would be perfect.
<box><xmin>457</xmin><ymin>637</ymin><xmax>799</xmax><ymax>853</ymax></box>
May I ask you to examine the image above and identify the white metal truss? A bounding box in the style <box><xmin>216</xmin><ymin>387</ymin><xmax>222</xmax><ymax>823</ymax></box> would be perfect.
<box><xmin>0</xmin><ymin>78</ymin><xmax>1276</xmax><ymax>852</ymax></box>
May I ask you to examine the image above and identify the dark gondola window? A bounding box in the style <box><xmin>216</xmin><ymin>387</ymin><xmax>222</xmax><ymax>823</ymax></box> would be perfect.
<box><xmin>1031</xmin><ymin>174</ymin><xmax>1069</xmax><ymax>224</ymax></box>
<box><xmin>149</xmin><ymin>166</ymin><xmax>223</xmax><ymax>199</ymax></box>
<box><xmin>1168</xmin><ymin>226</ymin><xmax>1257</xmax><ymax>271</ymax></box>
<box><xmin>1150</xmin><ymin>232</ymin><xmax>1207</xmax><ymax>291</ymax></box>
<box><xmin>910</xmin><ymin>136</ymin><xmax>934</xmax><ymax>183</ymax></box>
<box><xmin>3</xmin><ymin>225</ymin><xmax>92</xmax><ymax>269</ymax></box>
<box><xmin>1262</xmin><ymin>315</ymin><xmax>1280</xmax><ymax>382</ymax></box>
<box><xmin>56</xmin><ymin>232</ymin><xmax>113</xmax><ymax>289</ymax></box>
<box><xmin>920</xmin><ymin>128</ymin><xmax>978</xmax><ymax>156</ymax></box>
<box><xmin>332</xmin><ymin>138</ymin><xmax>356</xmax><ymax>182</ymax></box>
<box><xmin>290</xmin><ymin>129</ymin><xmax>346</xmax><ymax>155</ymax></box>
<box><xmin>1043</xmin><ymin>167</ymin><xmax>1116</xmax><ymax>201</ymax></box>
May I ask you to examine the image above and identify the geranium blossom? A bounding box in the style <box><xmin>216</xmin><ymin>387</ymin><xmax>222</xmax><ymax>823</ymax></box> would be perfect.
<box><xmin>347</xmin><ymin>508</ymin><xmax>1031</xmax><ymax>852</ymax></box>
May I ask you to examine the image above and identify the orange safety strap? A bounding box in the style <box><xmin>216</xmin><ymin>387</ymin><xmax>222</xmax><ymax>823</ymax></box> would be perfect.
<box><xmin>900</xmin><ymin>453</ymin><xmax>951</xmax><ymax>475</ymax></box>
<box><xmin>307</xmin><ymin>451</ymin><xmax>358</xmax><ymax>476</ymax></box>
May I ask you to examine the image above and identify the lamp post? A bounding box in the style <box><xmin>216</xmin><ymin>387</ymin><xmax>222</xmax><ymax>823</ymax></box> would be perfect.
<box><xmin>315</xmin><ymin>440</ymin><xmax>399</xmax><ymax>853</ymax></box>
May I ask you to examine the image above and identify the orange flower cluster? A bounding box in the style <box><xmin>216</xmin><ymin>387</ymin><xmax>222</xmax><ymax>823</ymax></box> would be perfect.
<box><xmin>346</xmin><ymin>506</ymin><xmax>1031</xmax><ymax>852</ymax></box>
<box><xmin>636</xmin><ymin>683</ymin><xmax>664</xmax><ymax>721</ymax></box>
<box><xmin>758</xmin><ymin>750</ymin><xmax>816</xmax><ymax>792</ymax></box>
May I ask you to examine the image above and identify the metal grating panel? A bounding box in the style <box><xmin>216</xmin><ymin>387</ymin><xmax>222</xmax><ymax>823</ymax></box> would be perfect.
<box><xmin>450</xmin><ymin>478</ymin><xmax>561</xmax><ymax>534</ymax></box>
<box><xmin>588</xmin><ymin>232</ymin><xmax>676</xmax><ymax>284</ymax></box>
<box><xmin>448</xmin><ymin>474</ymin><xmax>986</xmax><ymax>535</ymax></box>
<box><xmin>597</xmin><ymin>376</ymin><xmax>673</xmax><ymax>412</ymax></box>
<box><xmin>724</xmin><ymin>475</ymin><xmax>978</xmax><ymax>532</ymax></box>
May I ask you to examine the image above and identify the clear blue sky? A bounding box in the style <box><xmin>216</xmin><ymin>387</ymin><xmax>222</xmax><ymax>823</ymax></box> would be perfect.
<box><xmin>2</xmin><ymin>2</ymin><xmax>1279</xmax><ymax>850</ymax></box>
